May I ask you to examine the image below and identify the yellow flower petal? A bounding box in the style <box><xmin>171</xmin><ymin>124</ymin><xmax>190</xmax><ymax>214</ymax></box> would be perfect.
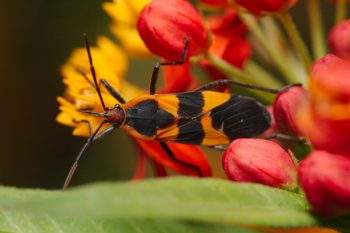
<box><xmin>103</xmin><ymin>0</ymin><xmax>152</xmax><ymax>57</ymax></box>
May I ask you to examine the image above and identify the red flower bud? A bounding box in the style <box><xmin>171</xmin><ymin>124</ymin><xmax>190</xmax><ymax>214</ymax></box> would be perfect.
<box><xmin>298</xmin><ymin>151</ymin><xmax>350</xmax><ymax>216</ymax></box>
<box><xmin>198</xmin><ymin>0</ymin><xmax>229</xmax><ymax>6</ymax></box>
<box><xmin>222</xmin><ymin>138</ymin><xmax>297</xmax><ymax>188</ymax></box>
<box><xmin>273</xmin><ymin>85</ymin><xmax>308</xmax><ymax>136</ymax></box>
<box><xmin>234</xmin><ymin>0</ymin><xmax>298</xmax><ymax>14</ymax></box>
<box><xmin>328</xmin><ymin>20</ymin><xmax>350</xmax><ymax>61</ymax></box>
<box><xmin>137</xmin><ymin>0</ymin><xmax>209</xmax><ymax>60</ymax></box>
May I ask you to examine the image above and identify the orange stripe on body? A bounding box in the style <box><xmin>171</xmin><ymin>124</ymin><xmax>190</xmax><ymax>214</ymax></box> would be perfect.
<box><xmin>201</xmin><ymin>91</ymin><xmax>231</xmax><ymax>146</ymax></box>
<box><xmin>155</xmin><ymin>94</ymin><xmax>180</xmax><ymax>141</ymax></box>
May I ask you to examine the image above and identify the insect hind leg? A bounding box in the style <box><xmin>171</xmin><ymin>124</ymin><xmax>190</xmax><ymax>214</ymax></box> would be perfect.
<box><xmin>195</xmin><ymin>80</ymin><xmax>302</xmax><ymax>94</ymax></box>
<box><xmin>149</xmin><ymin>37</ymin><xmax>190</xmax><ymax>94</ymax></box>
<box><xmin>159</xmin><ymin>142</ymin><xmax>203</xmax><ymax>177</ymax></box>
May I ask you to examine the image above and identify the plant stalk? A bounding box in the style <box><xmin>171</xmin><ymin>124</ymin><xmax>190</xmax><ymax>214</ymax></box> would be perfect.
<box><xmin>335</xmin><ymin>0</ymin><xmax>347</xmax><ymax>23</ymax></box>
<box><xmin>307</xmin><ymin>0</ymin><xmax>327</xmax><ymax>59</ymax></box>
<box><xmin>239</xmin><ymin>13</ymin><xmax>300</xmax><ymax>84</ymax></box>
<box><xmin>277</xmin><ymin>11</ymin><xmax>313</xmax><ymax>70</ymax></box>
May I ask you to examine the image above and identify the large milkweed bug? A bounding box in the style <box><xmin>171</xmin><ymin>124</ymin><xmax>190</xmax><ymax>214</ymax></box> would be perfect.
<box><xmin>62</xmin><ymin>35</ymin><xmax>297</xmax><ymax>190</ymax></box>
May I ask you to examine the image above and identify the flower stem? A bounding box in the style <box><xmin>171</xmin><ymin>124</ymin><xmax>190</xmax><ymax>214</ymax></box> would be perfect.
<box><xmin>205</xmin><ymin>53</ymin><xmax>275</xmax><ymax>102</ymax></box>
<box><xmin>245</xmin><ymin>60</ymin><xmax>283</xmax><ymax>89</ymax></box>
<box><xmin>335</xmin><ymin>0</ymin><xmax>347</xmax><ymax>23</ymax></box>
<box><xmin>307</xmin><ymin>0</ymin><xmax>327</xmax><ymax>59</ymax></box>
<box><xmin>239</xmin><ymin>13</ymin><xmax>300</xmax><ymax>84</ymax></box>
<box><xmin>277</xmin><ymin>11</ymin><xmax>313</xmax><ymax>70</ymax></box>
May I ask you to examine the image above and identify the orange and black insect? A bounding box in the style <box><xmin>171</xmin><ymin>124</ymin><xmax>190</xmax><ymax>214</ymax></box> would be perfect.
<box><xmin>63</xmin><ymin>35</ymin><xmax>284</xmax><ymax>189</ymax></box>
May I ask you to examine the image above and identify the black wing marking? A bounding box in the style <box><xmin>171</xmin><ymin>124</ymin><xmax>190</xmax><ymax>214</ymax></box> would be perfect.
<box><xmin>172</xmin><ymin>92</ymin><xmax>271</xmax><ymax>145</ymax></box>
<box><xmin>175</xmin><ymin>92</ymin><xmax>205</xmax><ymax>144</ymax></box>
<box><xmin>210</xmin><ymin>96</ymin><xmax>271</xmax><ymax>140</ymax></box>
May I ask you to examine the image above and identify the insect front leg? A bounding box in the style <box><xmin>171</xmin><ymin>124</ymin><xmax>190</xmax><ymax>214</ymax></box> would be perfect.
<box><xmin>149</xmin><ymin>37</ymin><xmax>190</xmax><ymax>94</ymax></box>
<box><xmin>93</xmin><ymin>125</ymin><xmax>115</xmax><ymax>141</ymax></box>
<box><xmin>99</xmin><ymin>79</ymin><xmax>126</xmax><ymax>104</ymax></box>
<box><xmin>63</xmin><ymin>119</ymin><xmax>108</xmax><ymax>190</ymax></box>
<box><xmin>76</xmin><ymin>67</ymin><xmax>126</xmax><ymax>104</ymax></box>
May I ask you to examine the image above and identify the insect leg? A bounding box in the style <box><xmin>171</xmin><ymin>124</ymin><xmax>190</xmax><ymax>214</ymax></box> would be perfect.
<box><xmin>195</xmin><ymin>80</ymin><xmax>302</xmax><ymax>94</ymax></box>
<box><xmin>93</xmin><ymin>125</ymin><xmax>115</xmax><ymax>141</ymax></box>
<box><xmin>75</xmin><ymin>67</ymin><xmax>126</xmax><ymax>104</ymax></box>
<box><xmin>263</xmin><ymin>133</ymin><xmax>306</xmax><ymax>144</ymax></box>
<box><xmin>210</xmin><ymin>145</ymin><xmax>227</xmax><ymax>151</ymax></box>
<box><xmin>149</xmin><ymin>37</ymin><xmax>190</xmax><ymax>94</ymax></box>
<box><xmin>63</xmin><ymin>119</ymin><xmax>108</xmax><ymax>190</ymax></box>
<box><xmin>159</xmin><ymin>142</ymin><xmax>203</xmax><ymax>176</ymax></box>
<box><xmin>99</xmin><ymin>79</ymin><xmax>126</xmax><ymax>104</ymax></box>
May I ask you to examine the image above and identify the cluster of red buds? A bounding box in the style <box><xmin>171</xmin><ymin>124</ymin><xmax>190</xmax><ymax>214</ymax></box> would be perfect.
<box><xmin>136</xmin><ymin>0</ymin><xmax>350</xmax><ymax>217</ymax></box>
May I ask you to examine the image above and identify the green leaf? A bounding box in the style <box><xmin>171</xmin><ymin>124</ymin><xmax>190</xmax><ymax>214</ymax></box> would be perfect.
<box><xmin>0</xmin><ymin>177</ymin><xmax>347</xmax><ymax>232</ymax></box>
<box><xmin>0</xmin><ymin>213</ymin><xmax>261</xmax><ymax>233</ymax></box>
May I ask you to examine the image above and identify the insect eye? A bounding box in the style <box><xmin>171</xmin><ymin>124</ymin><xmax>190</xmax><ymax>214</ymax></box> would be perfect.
<box><xmin>114</xmin><ymin>104</ymin><xmax>120</xmax><ymax>109</ymax></box>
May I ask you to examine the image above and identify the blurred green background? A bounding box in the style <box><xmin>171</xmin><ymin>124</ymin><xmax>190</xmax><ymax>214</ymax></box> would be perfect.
<box><xmin>0</xmin><ymin>0</ymin><xmax>343</xmax><ymax>189</ymax></box>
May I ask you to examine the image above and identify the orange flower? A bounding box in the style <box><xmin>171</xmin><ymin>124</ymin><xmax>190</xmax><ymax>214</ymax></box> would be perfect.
<box><xmin>297</xmin><ymin>54</ymin><xmax>350</xmax><ymax>154</ymax></box>
<box><xmin>234</xmin><ymin>0</ymin><xmax>298</xmax><ymax>15</ymax></box>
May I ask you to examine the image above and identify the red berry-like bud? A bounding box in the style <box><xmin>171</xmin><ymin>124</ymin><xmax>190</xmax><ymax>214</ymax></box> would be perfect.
<box><xmin>137</xmin><ymin>0</ymin><xmax>209</xmax><ymax>60</ymax></box>
<box><xmin>298</xmin><ymin>151</ymin><xmax>350</xmax><ymax>216</ymax></box>
<box><xmin>222</xmin><ymin>138</ymin><xmax>297</xmax><ymax>188</ymax></box>
<box><xmin>198</xmin><ymin>0</ymin><xmax>229</xmax><ymax>6</ymax></box>
<box><xmin>273</xmin><ymin>85</ymin><xmax>308</xmax><ymax>136</ymax></box>
<box><xmin>234</xmin><ymin>0</ymin><xmax>298</xmax><ymax>14</ymax></box>
<box><xmin>328</xmin><ymin>20</ymin><xmax>350</xmax><ymax>61</ymax></box>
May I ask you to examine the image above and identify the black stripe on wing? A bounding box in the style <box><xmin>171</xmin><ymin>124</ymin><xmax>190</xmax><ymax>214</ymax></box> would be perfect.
<box><xmin>175</xmin><ymin>91</ymin><xmax>205</xmax><ymax>144</ymax></box>
<box><xmin>210</xmin><ymin>96</ymin><xmax>271</xmax><ymax>140</ymax></box>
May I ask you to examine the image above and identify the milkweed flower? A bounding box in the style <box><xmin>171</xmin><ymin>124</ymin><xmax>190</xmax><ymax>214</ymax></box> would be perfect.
<box><xmin>234</xmin><ymin>0</ymin><xmax>298</xmax><ymax>15</ymax></box>
<box><xmin>222</xmin><ymin>138</ymin><xmax>297</xmax><ymax>189</ymax></box>
<box><xmin>201</xmin><ymin>8</ymin><xmax>251</xmax><ymax>80</ymax></box>
<box><xmin>137</xmin><ymin>0</ymin><xmax>210</xmax><ymax>60</ymax></box>
<box><xmin>328</xmin><ymin>20</ymin><xmax>350</xmax><ymax>61</ymax></box>
<box><xmin>103</xmin><ymin>0</ymin><xmax>151</xmax><ymax>57</ymax></box>
<box><xmin>56</xmin><ymin>36</ymin><xmax>211</xmax><ymax>178</ymax></box>
<box><xmin>298</xmin><ymin>151</ymin><xmax>350</xmax><ymax>216</ymax></box>
<box><xmin>297</xmin><ymin>55</ymin><xmax>350</xmax><ymax>155</ymax></box>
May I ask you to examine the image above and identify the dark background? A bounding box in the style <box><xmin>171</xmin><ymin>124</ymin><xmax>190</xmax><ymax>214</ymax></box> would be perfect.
<box><xmin>0</xmin><ymin>0</ymin><xmax>342</xmax><ymax>189</ymax></box>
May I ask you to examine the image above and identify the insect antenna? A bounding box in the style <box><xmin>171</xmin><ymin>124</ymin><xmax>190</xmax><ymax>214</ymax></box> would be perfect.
<box><xmin>83</xmin><ymin>33</ymin><xmax>107</xmax><ymax>110</ymax></box>
<box><xmin>63</xmin><ymin>34</ymin><xmax>112</xmax><ymax>190</ymax></box>
<box><xmin>63</xmin><ymin>120</ymin><xmax>108</xmax><ymax>190</ymax></box>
